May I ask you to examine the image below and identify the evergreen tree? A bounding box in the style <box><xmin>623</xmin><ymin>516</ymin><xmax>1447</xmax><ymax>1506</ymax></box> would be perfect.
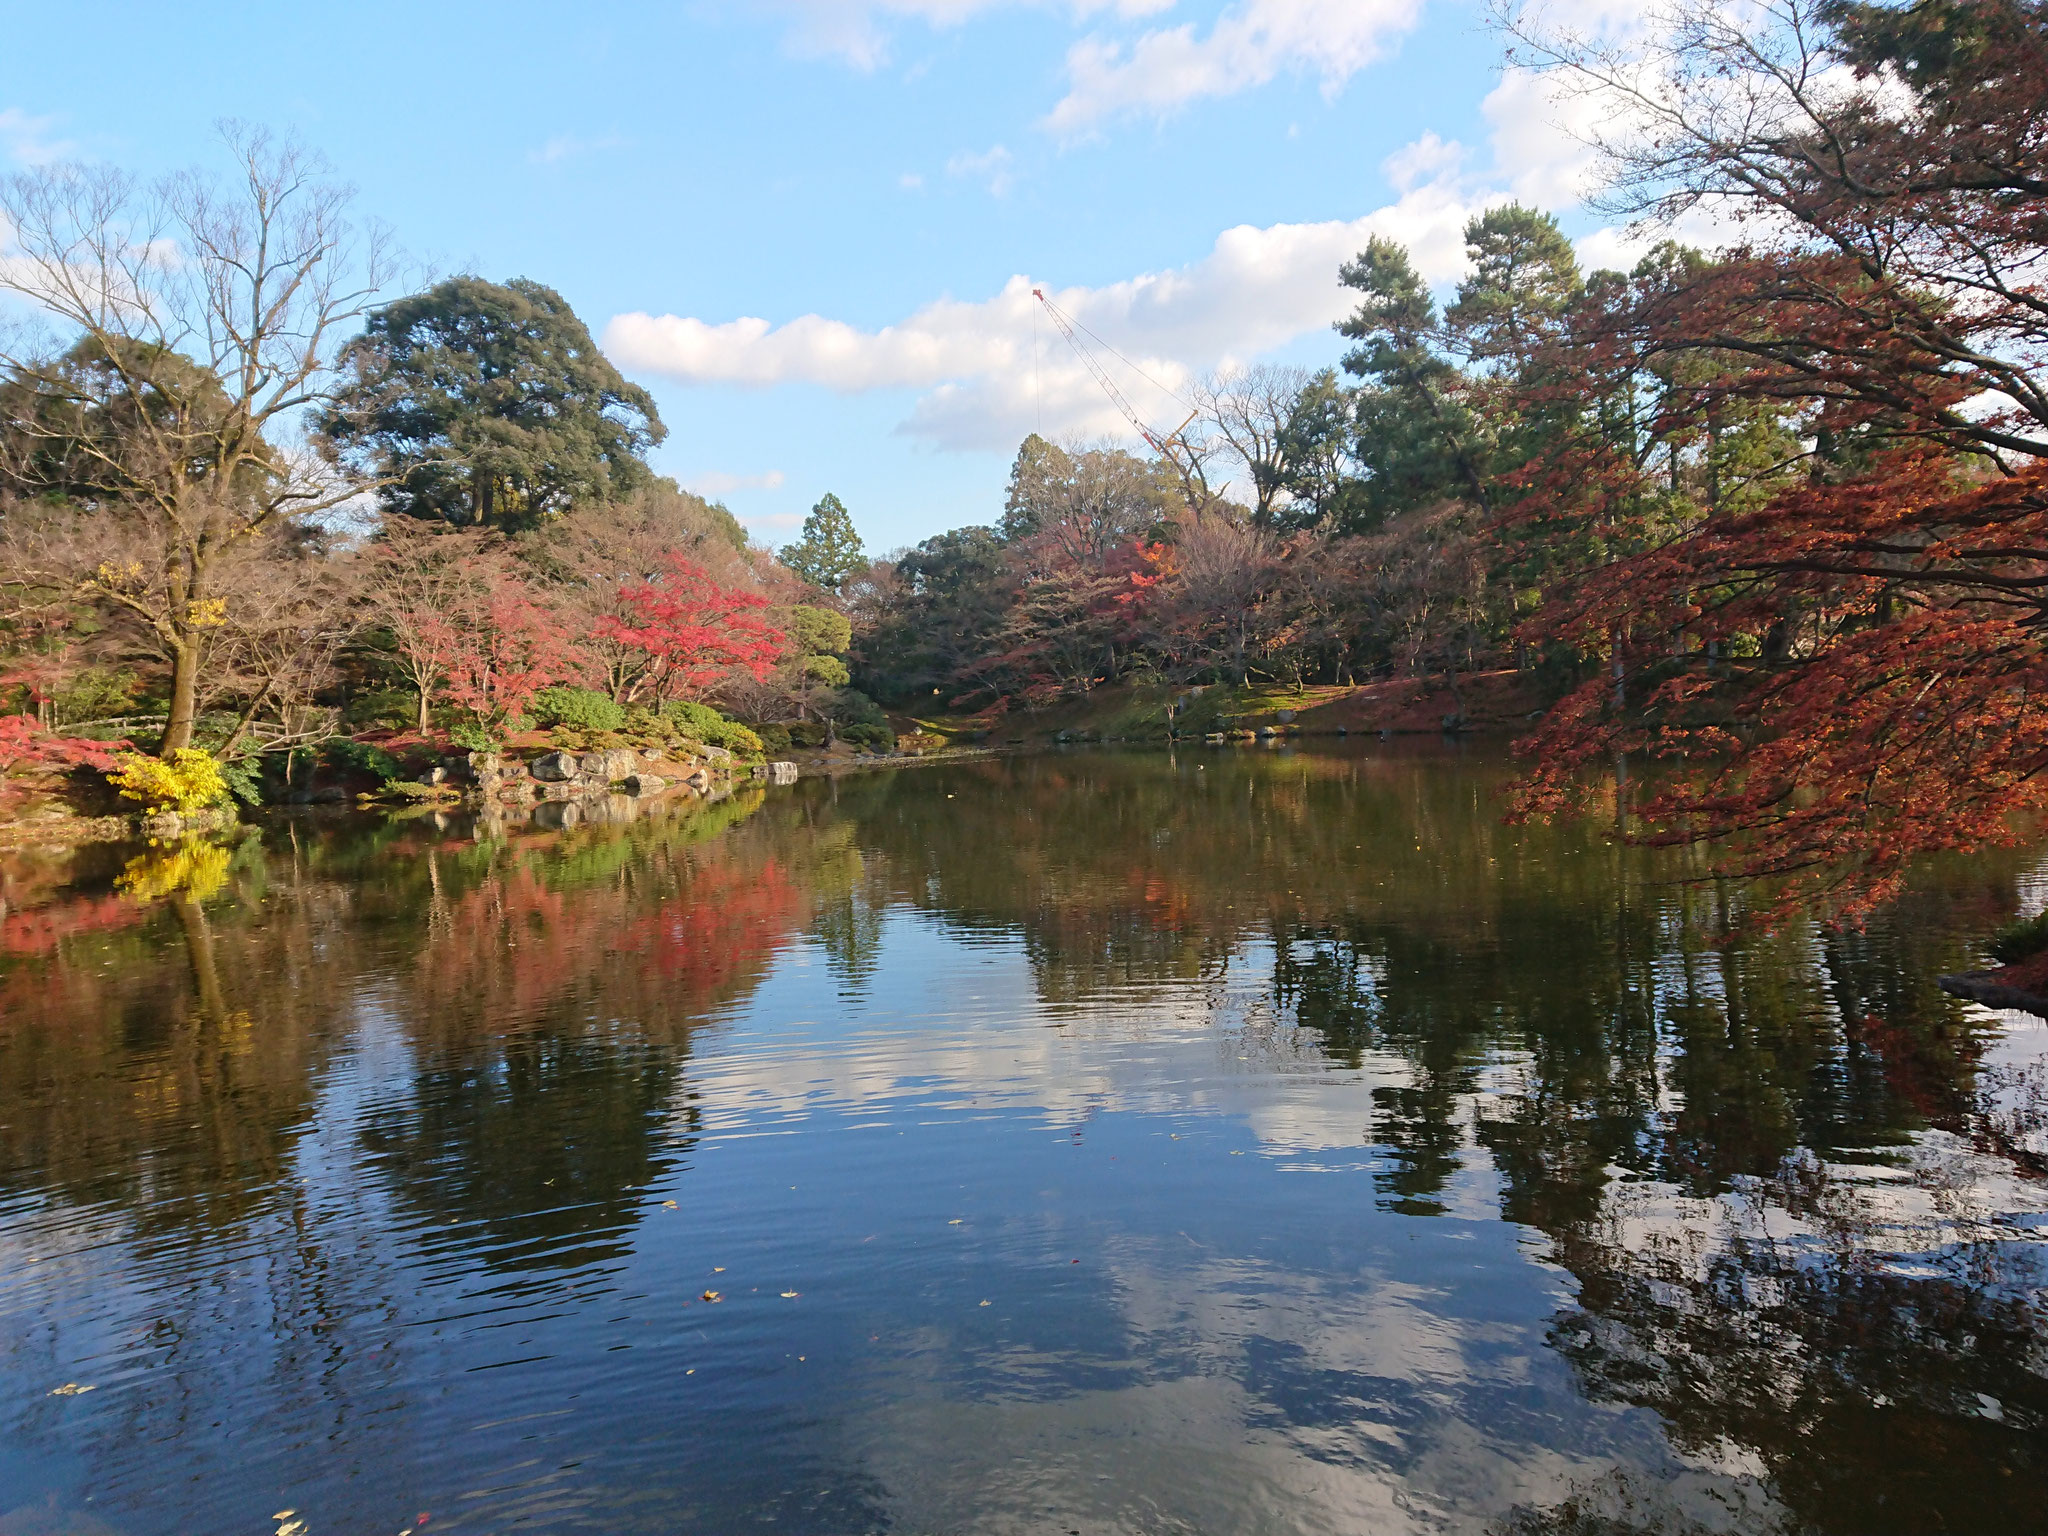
<box><xmin>782</xmin><ymin>493</ymin><xmax>867</xmax><ymax>590</ymax></box>
<box><xmin>1336</xmin><ymin>237</ymin><xmax>1492</xmax><ymax>519</ymax></box>
<box><xmin>321</xmin><ymin>276</ymin><xmax>665</xmax><ymax>529</ymax></box>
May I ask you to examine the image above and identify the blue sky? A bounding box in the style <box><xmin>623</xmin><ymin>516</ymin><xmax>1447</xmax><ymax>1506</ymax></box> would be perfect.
<box><xmin>2</xmin><ymin>1</ymin><xmax>1625</xmax><ymax>553</ymax></box>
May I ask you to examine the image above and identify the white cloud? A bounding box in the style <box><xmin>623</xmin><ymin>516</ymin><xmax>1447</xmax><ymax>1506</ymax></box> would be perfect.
<box><xmin>605</xmin><ymin>164</ymin><xmax>1486</xmax><ymax>451</ymax></box>
<box><xmin>528</xmin><ymin>132</ymin><xmax>631</xmax><ymax>166</ymax></box>
<box><xmin>1046</xmin><ymin>0</ymin><xmax>1424</xmax><ymax>134</ymax></box>
<box><xmin>765</xmin><ymin>2</ymin><xmax>1425</xmax><ymax>131</ymax></box>
<box><xmin>602</xmin><ymin>52</ymin><xmax>1669</xmax><ymax>455</ymax></box>
<box><xmin>1381</xmin><ymin>130</ymin><xmax>1465</xmax><ymax>195</ymax></box>
<box><xmin>684</xmin><ymin>469</ymin><xmax>789</xmax><ymax>497</ymax></box>
<box><xmin>945</xmin><ymin>143</ymin><xmax>1015</xmax><ymax>196</ymax></box>
<box><xmin>899</xmin><ymin>171</ymin><xmax>926</xmax><ymax>190</ymax></box>
<box><xmin>0</xmin><ymin>108</ymin><xmax>77</xmax><ymax>166</ymax></box>
<box><xmin>770</xmin><ymin>0</ymin><xmax>1171</xmax><ymax>70</ymax></box>
<box><xmin>1477</xmin><ymin>63</ymin><xmax>1741</xmax><ymax>272</ymax></box>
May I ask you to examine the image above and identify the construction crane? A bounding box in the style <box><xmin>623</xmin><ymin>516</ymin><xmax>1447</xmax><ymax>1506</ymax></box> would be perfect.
<box><xmin>1032</xmin><ymin>287</ymin><xmax>1198</xmax><ymax>463</ymax></box>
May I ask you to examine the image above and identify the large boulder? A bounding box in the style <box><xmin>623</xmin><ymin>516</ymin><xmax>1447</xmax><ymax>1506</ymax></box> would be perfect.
<box><xmin>581</xmin><ymin>748</ymin><xmax>642</xmax><ymax>782</ymax></box>
<box><xmin>531</xmin><ymin>751</ymin><xmax>579</xmax><ymax>782</ymax></box>
<box><xmin>622</xmin><ymin>773</ymin><xmax>666</xmax><ymax>796</ymax></box>
<box><xmin>766</xmin><ymin>761</ymin><xmax>800</xmax><ymax>785</ymax></box>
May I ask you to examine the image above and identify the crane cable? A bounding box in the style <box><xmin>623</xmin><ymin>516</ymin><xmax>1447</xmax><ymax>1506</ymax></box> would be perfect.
<box><xmin>1032</xmin><ymin>287</ymin><xmax>1197</xmax><ymax>457</ymax></box>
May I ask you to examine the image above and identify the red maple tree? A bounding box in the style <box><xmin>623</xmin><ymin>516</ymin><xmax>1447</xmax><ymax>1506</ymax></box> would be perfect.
<box><xmin>598</xmin><ymin>555</ymin><xmax>786</xmax><ymax>704</ymax></box>
<box><xmin>423</xmin><ymin>574</ymin><xmax>588</xmax><ymax>730</ymax></box>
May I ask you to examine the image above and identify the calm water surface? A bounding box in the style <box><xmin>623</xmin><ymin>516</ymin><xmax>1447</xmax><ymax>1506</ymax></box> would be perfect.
<box><xmin>2</xmin><ymin>745</ymin><xmax>2045</xmax><ymax>1536</ymax></box>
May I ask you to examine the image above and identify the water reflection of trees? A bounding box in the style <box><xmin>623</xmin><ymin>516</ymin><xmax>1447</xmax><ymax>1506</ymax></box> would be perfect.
<box><xmin>0</xmin><ymin>792</ymin><xmax>876</xmax><ymax>1523</ymax></box>
<box><xmin>0</xmin><ymin>830</ymin><xmax>351</xmax><ymax>1233</ymax></box>
<box><xmin>6</xmin><ymin>747</ymin><xmax>2046</xmax><ymax>1532</ymax></box>
<box><xmin>0</xmin><ymin>791</ymin><xmax>834</xmax><ymax>1258</ymax></box>
<box><xmin>824</xmin><ymin>748</ymin><xmax>2047</xmax><ymax>1532</ymax></box>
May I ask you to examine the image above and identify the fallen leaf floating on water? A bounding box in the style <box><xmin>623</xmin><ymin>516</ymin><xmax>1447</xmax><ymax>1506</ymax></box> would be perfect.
<box><xmin>702</xmin><ymin>1290</ymin><xmax>723</xmax><ymax>1303</ymax></box>
<box><xmin>712</xmin><ymin>1266</ymin><xmax>725</xmax><ymax>1272</ymax></box>
<box><xmin>781</xmin><ymin>1290</ymin><xmax>801</xmax><ymax>1298</ymax></box>
<box><xmin>661</xmin><ymin>1200</ymin><xmax>677</xmax><ymax>1209</ymax></box>
<box><xmin>948</xmin><ymin>1219</ymin><xmax>963</xmax><ymax>1225</ymax></box>
<box><xmin>48</xmin><ymin>1383</ymin><xmax>94</xmax><ymax>1396</ymax></box>
<box><xmin>979</xmin><ymin>1300</ymin><xmax>991</xmax><ymax>1307</ymax></box>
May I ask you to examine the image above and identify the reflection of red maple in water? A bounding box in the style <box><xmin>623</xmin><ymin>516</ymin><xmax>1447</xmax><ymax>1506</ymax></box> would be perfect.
<box><xmin>1</xmin><ymin>895</ymin><xmax>147</xmax><ymax>956</ymax></box>
<box><xmin>414</xmin><ymin>853</ymin><xmax>804</xmax><ymax>1035</ymax></box>
<box><xmin>612</xmin><ymin>858</ymin><xmax>802</xmax><ymax>1004</ymax></box>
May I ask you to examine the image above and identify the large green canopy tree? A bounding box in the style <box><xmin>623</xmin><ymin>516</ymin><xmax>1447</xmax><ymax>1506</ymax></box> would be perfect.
<box><xmin>322</xmin><ymin>276</ymin><xmax>665</xmax><ymax>528</ymax></box>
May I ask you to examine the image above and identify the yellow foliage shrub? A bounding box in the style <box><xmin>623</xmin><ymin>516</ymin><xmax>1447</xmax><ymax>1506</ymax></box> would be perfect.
<box><xmin>109</xmin><ymin>749</ymin><xmax>229</xmax><ymax>812</ymax></box>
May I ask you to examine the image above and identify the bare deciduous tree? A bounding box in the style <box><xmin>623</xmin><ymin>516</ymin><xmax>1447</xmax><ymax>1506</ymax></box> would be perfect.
<box><xmin>0</xmin><ymin>126</ymin><xmax>392</xmax><ymax>753</ymax></box>
<box><xmin>1194</xmin><ymin>364</ymin><xmax>1312</xmax><ymax>525</ymax></box>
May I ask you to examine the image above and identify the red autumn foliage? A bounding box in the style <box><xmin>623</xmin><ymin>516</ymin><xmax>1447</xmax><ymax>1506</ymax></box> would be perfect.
<box><xmin>0</xmin><ymin>714</ymin><xmax>127</xmax><ymax>779</ymax></box>
<box><xmin>597</xmin><ymin>555</ymin><xmax>786</xmax><ymax>704</ymax></box>
<box><xmin>421</xmin><ymin>575</ymin><xmax>588</xmax><ymax>728</ymax></box>
<box><xmin>0</xmin><ymin>715</ymin><xmax>120</xmax><ymax>774</ymax></box>
<box><xmin>1494</xmin><ymin>0</ymin><xmax>2048</xmax><ymax>916</ymax></box>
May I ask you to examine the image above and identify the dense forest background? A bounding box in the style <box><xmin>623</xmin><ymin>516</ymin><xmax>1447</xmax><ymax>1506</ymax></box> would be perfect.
<box><xmin>4</xmin><ymin>0</ymin><xmax>2047</xmax><ymax>912</ymax></box>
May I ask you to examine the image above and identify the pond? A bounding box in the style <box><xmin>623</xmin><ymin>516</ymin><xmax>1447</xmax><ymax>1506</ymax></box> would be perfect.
<box><xmin>1</xmin><ymin>744</ymin><xmax>2044</xmax><ymax>1536</ymax></box>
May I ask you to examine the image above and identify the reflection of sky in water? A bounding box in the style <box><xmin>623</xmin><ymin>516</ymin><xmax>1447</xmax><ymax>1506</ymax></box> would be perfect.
<box><xmin>0</xmin><ymin>750</ymin><xmax>2043</xmax><ymax>1535</ymax></box>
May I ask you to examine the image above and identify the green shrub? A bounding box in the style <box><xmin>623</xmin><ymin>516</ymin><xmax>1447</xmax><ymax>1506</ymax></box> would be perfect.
<box><xmin>662</xmin><ymin>701</ymin><xmax>727</xmax><ymax>736</ymax></box>
<box><xmin>325</xmin><ymin>739</ymin><xmax>404</xmax><ymax>784</ymax></box>
<box><xmin>787</xmin><ymin>720</ymin><xmax>829</xmax><ymax>749</ymax></box>
<box><xmin>621</xmin><ymin>706</ymin><xmax>666</xmax><ymax>737</ymax></box>
<box><xmin>831</xmin><ymin>688</ymin><xmax>889</xmax><ymax>728</ymax></box>
<box><xmin>382</xmin><ymin>780</ymin><xmax>447</xmax><ymax>801</ymax></box>
<box><xmin>217</xmin><ymin>753</ymin><xmax>266</xmax><ymax>807</ymax></box>
<box><xmin>755</xmin><ymin>723</ymin><xmax>792</xmax><ymax>755</ymax></box>
<box><xmin>50</xmin><ymin>667</ymin><xmax>140</xmax><ymax>726</ymax></box>
<box><xmin>660</xmin><ymin>701</ymin><xmax>765</xmax><ymax>756</ymax></box>
<box><xmin>1991</xmin><ymin>909</ymin><xmax>2048</xmax><ymax>965</ymax></box>
<box><xmin>448</xmin><ymin>722</ymin><xmax>497</xmax><ymax>752</ymax></box>
<box><xmin>342</xmin><ymin>689</ymin><xmax>418</xmax><ymax>730</ymax></box>
<box><xmin>530</xmin><ymin>686</ymin><xmax>626</xmax><ymax>732</ymax></box>
<box><xmin>841</xmin><ymin>722</ymin><xmax>895</xmax><ymax>752</ymax></box>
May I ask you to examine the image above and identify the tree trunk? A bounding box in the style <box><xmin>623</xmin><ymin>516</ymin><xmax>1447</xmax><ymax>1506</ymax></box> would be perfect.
<box><xmin>417</xmin><ymin>685</ymin><xmax>432</xmax><ymax>733</ymax></box>
<box><xmin>161</xmin><ymin>638</ymin><xmax>201</xmax><ymax>755</ymax></box>
<box><xmin>172</xmin><ymin>894</ymin><xmax>226</xmax><ymax>1024</ymax></box>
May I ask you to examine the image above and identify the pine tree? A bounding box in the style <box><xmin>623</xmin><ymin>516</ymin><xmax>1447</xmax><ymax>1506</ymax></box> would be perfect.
<box><xmin>782</xmin><ymin>493</ymin><xmax>867</xmax><ymax>591</ymax></box>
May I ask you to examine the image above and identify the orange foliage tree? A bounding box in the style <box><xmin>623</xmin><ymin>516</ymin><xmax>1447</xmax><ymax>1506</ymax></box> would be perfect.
<box><xmin>1500</xmin><ymin>0</ymin><xmax>2048</xmax><ymax>913</ymax></box>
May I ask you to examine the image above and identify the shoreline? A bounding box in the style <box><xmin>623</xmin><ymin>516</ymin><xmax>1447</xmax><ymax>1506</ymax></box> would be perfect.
<box><xmin>0</xmin><ymin>727</ymin><xmax>1508</xmax><ymax>850</ymax></box>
